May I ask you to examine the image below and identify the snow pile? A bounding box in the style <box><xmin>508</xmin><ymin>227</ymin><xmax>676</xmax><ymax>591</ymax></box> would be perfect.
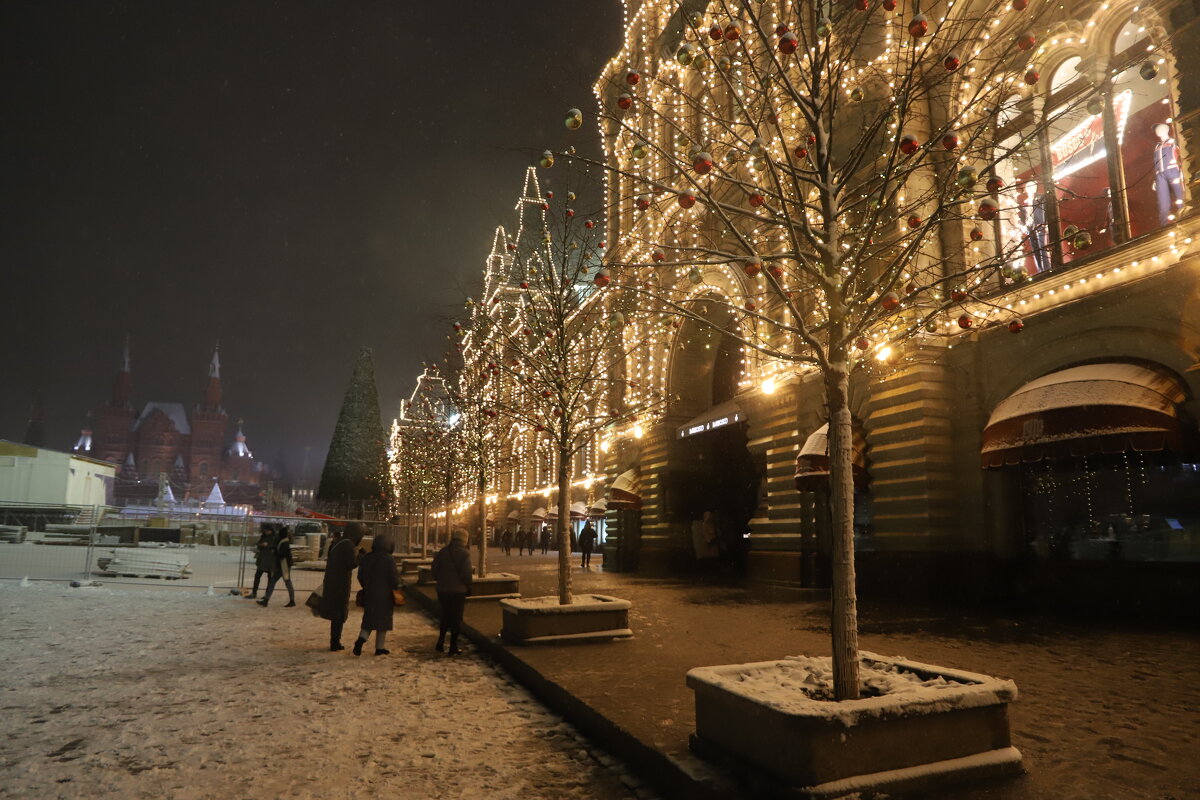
<box><xmin>687</xmin><ymin>652</ymin><xmax>1018</xmax><ymax>726</ymax></box>
<box><xmin>501</xmin><ymin>594</ymin><xmax>631</xmax><ymax>614</ymax></box>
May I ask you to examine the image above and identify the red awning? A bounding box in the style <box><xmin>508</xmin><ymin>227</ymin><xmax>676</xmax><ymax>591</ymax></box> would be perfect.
<box><xmin>794</xmin><ymin>423</ymin><xmax>868</xmax><ymax>491</ymax></box>
<box><xmin>609</xmin><ymin>469</ymin><xmax>641</xmax><ymax>508</ymax></box>
<box><xmin>981</xmin><ymin>363</ymin><xmax>1187</xmax><ymax>468</ymax></box>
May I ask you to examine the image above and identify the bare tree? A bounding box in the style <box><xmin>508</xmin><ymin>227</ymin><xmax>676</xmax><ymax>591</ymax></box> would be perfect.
<box><xmin>559</xmin><ymin>0</ymin><xmax>1097</xmax><ymax>698</ymax></box>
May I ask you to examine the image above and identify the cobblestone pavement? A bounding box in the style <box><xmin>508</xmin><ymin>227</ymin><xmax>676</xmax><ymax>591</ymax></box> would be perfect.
<box><xmin>0</xmin><ymin>580</ymin><xmax>651</xmax><ymax>800</ymax></box>
<box><xmin>464</xmin><ymin>551</ymin><xmax>1200</xmax><ymax>800</ymax></box>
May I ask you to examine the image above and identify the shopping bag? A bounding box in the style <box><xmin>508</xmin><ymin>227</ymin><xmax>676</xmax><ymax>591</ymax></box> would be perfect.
<box><xmin>305</xmin><ymin>588</ymin><xmax>322</xmax><ymax>617</ymax></box>
<box><xmin>392</xmin><ymin>589</ymin><xmax>406</xmax><ymax>607</ymax></box>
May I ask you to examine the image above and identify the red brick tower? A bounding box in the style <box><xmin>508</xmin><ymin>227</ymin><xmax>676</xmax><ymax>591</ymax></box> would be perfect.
<box><xmin>93</xmin><ymin>337</ymin><xmax>137</xmax><ymax>468</ymax></box>
<box><xmin>188</xmin><ymin>345</ymin><xmax>228</xmax><ymax>496</ymax></box>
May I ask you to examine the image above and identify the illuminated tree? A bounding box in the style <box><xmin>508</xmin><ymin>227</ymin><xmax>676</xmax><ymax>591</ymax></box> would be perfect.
<box><xmin>460</xmin><ymin>167</ymin><xmax>664</xmax><ymax>605</ymax></box>
<box><xmin>560</xmin><ymin>0</ymin><xmax>1100</xmax><ymax>697</ymax></box>
<box><xmin>318</xmin><ymin>347</ymin><xmax>392</xmax><ymax>513</ymax></box>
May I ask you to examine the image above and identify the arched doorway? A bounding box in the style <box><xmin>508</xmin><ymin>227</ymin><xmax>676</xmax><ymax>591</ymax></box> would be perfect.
<box><xmin>663</xmin><ymin>297</ymin><xmax>761</xmax><ymax>572</ymax></box>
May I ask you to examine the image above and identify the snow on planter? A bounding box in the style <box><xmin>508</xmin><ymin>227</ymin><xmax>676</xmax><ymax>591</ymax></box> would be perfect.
<box><xmin>500</xmin><ymin>594</ymin><xmax>633</xmax><ymax>644</ymax></box>
<box><xmin>687</xmin><ymin>651</ymin><xmax>1021</xmax><ymax>796</ymax></box>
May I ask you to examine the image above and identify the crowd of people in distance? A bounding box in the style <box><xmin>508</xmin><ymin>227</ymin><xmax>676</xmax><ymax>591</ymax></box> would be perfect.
<box><xmin>248</xmin><ymin>517</ymin><xmax>603</xmax><ymax>656</ymax></box>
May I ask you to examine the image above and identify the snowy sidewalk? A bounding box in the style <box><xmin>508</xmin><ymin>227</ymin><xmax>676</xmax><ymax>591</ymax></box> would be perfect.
<box><xmin>411</xmin><ymin>551</ymin><xmax>1200</xmax><ymax>800</ymax></box>
<box><xmin>0</xmin><ymin>580</ymin><xmax>643</xmax><ymax>800</ymax></box>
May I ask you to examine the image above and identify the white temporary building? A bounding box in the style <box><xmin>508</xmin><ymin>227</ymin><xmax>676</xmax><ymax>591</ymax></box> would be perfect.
<box><xmin>0</xmin><ymin>440</ymin><xmax>116</xmax><ymax>508</ymax></box>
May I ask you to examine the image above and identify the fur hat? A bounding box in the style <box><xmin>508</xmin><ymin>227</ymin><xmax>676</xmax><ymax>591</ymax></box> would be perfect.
<box><xmin>451</xmin><ymin>528</ymin><xmax>468</xmax><ymax>544</ymax></box>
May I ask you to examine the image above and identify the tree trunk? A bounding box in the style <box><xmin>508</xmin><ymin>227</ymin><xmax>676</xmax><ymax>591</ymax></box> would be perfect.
<box><xmin>556</xmin><ymin>446</ymin><xmax>573</xmax><ymax>605</ymax></box>
<box><xmin>825</xmin><ymin>361</ymin><xmax>861</xmax><ymax>701</ymax></box>
<box><xmin>421</xmin><ymin>504</ymin><xmax>428</xmax><ymax>556</ymax></box>
<box><xmin>477</xmin><ymin>475</ymin><xmax>488</xmax><ymax>578</ymax></box>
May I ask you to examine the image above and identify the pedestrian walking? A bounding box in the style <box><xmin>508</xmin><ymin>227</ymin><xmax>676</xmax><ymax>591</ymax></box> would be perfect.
<box><xmin>432</xmin><ymin>528</ymin><xmax>472</xmax><ymax>656</ymax></box>
<box><xmin>514</xmin><ymin>525</ymin><xmax>526</xmax><ymax>556</ymax></box>
<box><xmin>524</xmin><ymin>527</ymin><xmax>536</xmax><ymax>555</ymax></box>
<box><xmin>501</xmin><ymin>527</ymin><xmax>512</xmax><ymax>556</ymax></box>
<box><xmin>316</xmin><ymin>523</ymin><xmax>365</xmax><ymax>652</ymax></box>
<box><xmin>579</xmin><ymin>521</ymin><xmax>597</xmax><ymax>569</ymax></box>
<box><xmin>352</xmin><ymin>533</ymin><xmax>400</xmax><ymax>656</ymax></box>
<box><xmin>539</xmin><ymin>524</ymin><xmax>551</xmax><ymax>554</ymax></box>
<box><xmin>258</xmin><ymin>526</ymin><xmax>296</xmax><ymax>607</ymax></box>
<box><xmin>247</xmin><ymin>523</ymin><xmax>277</xmax><ymax>599</ymax></box>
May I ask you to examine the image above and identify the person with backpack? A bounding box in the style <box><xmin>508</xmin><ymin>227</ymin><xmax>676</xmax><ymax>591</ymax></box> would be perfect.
<box><xmin>258</xmin><ymin>525</ymin><xmax>295</xmax><ymax>607</ymax></box>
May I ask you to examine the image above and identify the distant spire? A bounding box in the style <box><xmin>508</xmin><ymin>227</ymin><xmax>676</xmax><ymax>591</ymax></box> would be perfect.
<box><xmin>230</xmin><ymin>419</ymin><xmax>252</xmax><ymax>458</ymax></box>
<box><xmin>121</xmin><ymin>334</ymin><xmax>131</xmax><ymax>373</ymax></box>
<box><xmin>203</xmin><ymin>344</ymin><xmax>223</xmax><ymax>411</ymax></box>
<box><xmin>205</xmin><ymin>479</ymin><xmax>226</xmax><ymax>508</ymax></box>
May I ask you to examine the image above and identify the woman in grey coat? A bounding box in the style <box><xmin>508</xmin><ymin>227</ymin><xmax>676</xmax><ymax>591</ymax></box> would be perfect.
<box><xmin>352</xmin><ymin>534</ymin><xmax>399</xmax><ymax>656</ymax></box>
<box><xmin>316</xmin><ymin>523</ymin><xmax>364</xmax><ymax>651</ymax></box>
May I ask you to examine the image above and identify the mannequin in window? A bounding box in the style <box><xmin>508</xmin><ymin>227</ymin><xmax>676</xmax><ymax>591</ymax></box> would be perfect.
<box><xmin>1152</xmin><ymin>122</ymin><xmax>1184</xmax><ymax>227</ymax></box>
<box><xmin>1017</xmin><ymin>181</ymin><xmax>1050</xmax><ymax>274</ymax></box>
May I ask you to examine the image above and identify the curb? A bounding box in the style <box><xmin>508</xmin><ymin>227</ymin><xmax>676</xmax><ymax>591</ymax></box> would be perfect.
<box><xmin>403</xmin><ymin>584</ymin><xmax>742</xmax><ymax>800</ymax></box>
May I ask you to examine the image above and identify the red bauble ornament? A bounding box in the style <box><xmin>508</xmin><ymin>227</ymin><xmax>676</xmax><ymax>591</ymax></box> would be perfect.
<box><xmin>709</xmin><ymin>24</ymin><xmax>723</xmax><ymax>40</ymax></box>
<box><xmin>854</xmin><ymin>0</ymin><xmax>868</xmax><ymax>10</ymax></box>
<box><xmin>881</xmin><ymin>291</ymin><xmax>901</xmax><ymax>311</ymax></box>
<box><xmin>748</xmin><ymin>191</ymin><xmax>766</xmax><ymax>208</ymax></box>
<box><xmin>617</xmin><ymin>94</ymin><xmax>633</xmax><ymax>111</ymax></box>
<box><xmin>1008</xmin><ymin>319</ymin><xmax>1025</xmax><ymax>333</ymax></box>
<box><xmin>942</xmin><ymin>134</ymin><xmax>959</xmax><ymax>151</ymax></box>
<box><xmin>779</xmin><ymin>32</ymin><xmax>799</xmax><ymax>54</ymax></box>
<box><xmin>599</xmin><ymin>241</ymin><xmax>607</xmax><ymax>248</ymax></box>
<box><xmin>794</xmin><ymin>146</ymin><xmax>809</xmax><ymax>161</ymax></box>
<box><xmin>1017</xmin><ymin>32</ymin><xmax>1036</xmax><ymax>50</ymax></box>
<box><xmin>1012</xmin><ymin>0</ymin><xmax>1028</xmax><ymax>10</ymax></box>
<box><xmin>957</xmin><ymin>314</ymin><xmax>974</xmax><ymax>329</ymax></box>
<box><xmin>743</xmin><ymin>259</ymin><xmax>762</xmax><ymax>277</ymax></box>
<box><xmin>775</xmin><ymin>23</ymin><xmax>790</xmax><ymax>35</ymax></box>
<box><xmin>899</xmin><ymin>134</ymin><xmax>920</xmax><ymax>155</ymax></box>
<box><xmin>540</xmin><ymin>202</ymin><xmax>549</xmax><ymax>210</ymax></box>
<box><xmin>745</xmin><ymin>300</ymin><xmax>757</xmax><ymax>311</ymax></box>
<box><xmin>951</xmin><ymin>288</ymin><xmax>968</xmax><ymax>302</ymax></box>
<box><xmin>652</xmin><ymin>251</ymin><xmax>666</xmax><ymax>262</ymax></box>
<box><xmin>636</xmin><ymin>195</ymin><xmax>651</xmax><ymax>210</ymax></box>
<box><xmin>534</xmin><ymin>424</ymin><xmax>545</xmax><ymax>432</ymax></box>
<box><xmin>519</xmin><ymin>281</ymin><xmax>530</xmax><ymax>290</ymax></box>
<box><xmin>545</xmin><ymin>191</ymin><xmax>553</xmax><ymax>199</ymax></box>
<box><xmin>986</xmin><ymin>176</ymin><xmax>1006</xmax><ymax>193</ymax></box>
<box><xmin>768</xmin><ymin>264</ymin><xmax>784</xmax><ymax>279</ymax></box>
<box><xmin>908</xmin><ymin>14</ymin><xmax>929</xmax><ymax>37</ymax></box>
<box><xmin>626</xmin><ymin>71</ymin><xmax>640</xmax><ymax>85</ymax></box>
<box><xmin>523</xmin><ymin>327</ymin><xmax>532</xmax><ymax>335</ymax></box>
<box><xmin>693</xmin><ymin>152</ymin><xmax>714</xmax><ymax>174</ymax></box>
<box><xmin>979</xmin><ymin>200</ymin><xmax>999</xmax><ymax>220</ymax></box>
<box><xmin>566</xmin><ymin>208</ymin><xmax>575</xmax><ymax>217</ymax></box>
<box><xmin>1024</xmin><ymin>69</ymin><xmax>1039</xmax><ymax>85</ymax></box>
<box><xmin>970</xmin><ymin>227</ymin><xmax>985</xmax><ymax>241</ymax></box>
<box><xmin>506</xmin><ymin>243</ymin><xmax>516</xmax><ymax>251</ymax></box>
<box><xmin>882</xmin><ymin>0</ymin><xmax>896</xmax><ymax>9</ymax></box>
<box><xmin>944</xmin><ymin>53</ymin><xmax>961</xmax><ymax>71</ymax></box>
<box><xmin>905</xmin><ymin>281</ymin><xmax>917</xmax><ymax>294</ymax></box>
<box><xmin>908</xmin><ymin>215</ymin><xmax>923</xmax><ymax>229</ymax></box>
<box><xmin>807</xmin><ymin>134</ymin><xmax>817</xmax><ymax>145</ymax></box>
<box><xmin>594</xmin><ymin>268</ymin><xmax>611</xmax><ymax>288</ymax></box>
<box><xmin>679</xmin><ymin>192</ymin><xmax>697</xmax><ymax>209</ymax></box>
<box><xmin>724</xmin><ymin>22</ymin><xmax>741</xmax><ymax>41</ymax></box>
<box><xmin>855</xmin><ymin>337</ymin><xmax>870</xmax><ymax>351</ymax></box>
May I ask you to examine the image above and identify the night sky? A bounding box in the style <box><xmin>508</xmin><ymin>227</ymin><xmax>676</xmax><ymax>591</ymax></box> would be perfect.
<box><xmin>1</xmin><ymin>1</ymin><xmax>623</xmax><ymax>480</ymax></box>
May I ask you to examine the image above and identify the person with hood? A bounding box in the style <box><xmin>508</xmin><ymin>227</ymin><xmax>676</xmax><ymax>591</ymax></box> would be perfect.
<box><xmin>316</xmin><ymin>523</ymin><xmax>365</xmax><ymax>651</ymax></box>
<box><xmin>579</xmin><ymin>521</ymin><xmax>597</xmax><ymax>569</ymax></box>
<box><xmin>539</xmin><ymin>523</ymin><xmax>551</xmax><ymax>554</ymax></box>
<box><xmin>258</xmin><ymin>525</ymin><xmax>296</xmax><ymax>607</ymax></box>
<box><xmin>352</xmin><ymin>533</ymin><xmax>400</xmax><ymax>656</ymax></box>
<box><xmin>431</xmin><ymin>528</ymin><xmax>472</xmax><ymax>655</ymax></box>
<box><xmin>247</xmin><ymin>523</ymin><xmax>277</xmax><ymax>599</ymax></box>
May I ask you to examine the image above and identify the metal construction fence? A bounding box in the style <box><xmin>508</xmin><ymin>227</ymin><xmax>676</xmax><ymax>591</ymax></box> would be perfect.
<box><xmin>0</xmin><ymin>502</ymin><xmax>415</xmax><ymax>594</ymax></box>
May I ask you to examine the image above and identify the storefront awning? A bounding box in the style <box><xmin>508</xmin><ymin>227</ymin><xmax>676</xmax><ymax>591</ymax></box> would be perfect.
<box><xmin>570</xmin><ymin>501</ymin><xmax>588</xmax><ymax>519</ymax></box>
<box><xmin>530</xmin><ymin>506</ymin><xmax>547</xmax><ymax>519</ymax></box>
<box><xmin>506</xmin><ymin>509</ymin><xmax>520</xmax><ymax>521</ymax></box>
<box><xmin>610</xmin><ymin>469</ymin><xmax>641</xmax><ymax>508</ymax></box>
<box><xmin>981</xmin><ymin>363</ymin><xmax>1187</xmax><ymax>468</ymax></box>
<box><xmin>794</xmin><ymin>422</ymin><xmax>868</xmax><ymax>491</ymax></box>
<box><xmin>589</xmin><ymin>497</ymin><xmax>608</xmax><ymax>516</ymax></box>
<box><xmin>676</xmin><ymin>400</ymin><xmax>744</xmax><ymax>439</ymax></box>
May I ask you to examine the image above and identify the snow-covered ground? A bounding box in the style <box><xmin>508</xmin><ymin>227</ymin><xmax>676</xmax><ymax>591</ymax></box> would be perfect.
<box><xmin>0</xmin><ymin>580</ymin><xmax>645</xmax><ymax>800</ymax></box>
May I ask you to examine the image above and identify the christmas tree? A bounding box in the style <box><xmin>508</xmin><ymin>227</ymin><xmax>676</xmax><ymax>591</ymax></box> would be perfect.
<box><xmin>317</xmin><ymin>347</ymin><xmax>392</xmax><ymax>510</ymax></box>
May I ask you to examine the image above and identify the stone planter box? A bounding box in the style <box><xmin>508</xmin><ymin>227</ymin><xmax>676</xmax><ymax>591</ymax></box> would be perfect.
<box><xmin>399</xmin><ymin>557</ymin><xmax>432</xmax><ymax>577</ymax></box>
<box><xmin>466</xmin><ymin>572</ymin><xmax>520</xmax><ymax>600</ymax></box>
<box><xmin>500</xmin><ymin>594</ymin><xmax>633</xmax><ymax>644</ymax></box>
<box><xmin>686</xmin><ymin>652</ymin><xmax>1021</xmax><ymax>798</ymax></box>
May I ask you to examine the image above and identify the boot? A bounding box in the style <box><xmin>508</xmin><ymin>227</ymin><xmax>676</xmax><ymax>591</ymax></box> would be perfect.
<box><xmin>284</xmin><ymin>581</ymin><xmax>295</xmax><ymax>606</ymax></box>
<box><xmin>330</xmin><ymin>642</ymin><xmax>345</xmax><ymax>652</ymax></box>
<box><xmin>256</xmin><ymin>599</ymin><xmax>268</xmax><ymax>607</ymax></box>
<box><xmin>353</xmin><ymin>637</ymin><xmax>366</xmax><ymax>656</ymax></box>
<box><xmin>246</xmin><ymin>592</ymin><xmax>257</xmax><ymax>599</ymax></box>
<box><xmin>284</xmin><ymin>600</ymin><xmax>296</xmax><ymax>607</ymax></box>
<box><xmin>374</xmin><ymin>649</ymin><xmax>390</xmax><ymax>656</ymax></box>
<box><xmin>435</xmin><ymin>635</ymin><xmax>445</xmax><ymax>653</ymax></box>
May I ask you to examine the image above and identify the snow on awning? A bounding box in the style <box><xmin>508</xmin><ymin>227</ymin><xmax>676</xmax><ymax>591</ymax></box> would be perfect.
<box><xmin>530</xmin><ymin>507</ymin><xmax>547</xmax><ymax>519</ymax></box>
<box><xmin>506</xmin><ymin>510</ymin><xmax>520</xmax><ymax>520</ymax></box>
<box><xmin>570</xmin><ymin>501</ymin><xmax>588</xmax><ymax>519</ymax></box>
<box><xmin>981</xmin><ymin>363</ymin><xmax>1188</xmax><ymax>468</ymax></box>
<box><xmin>794</xmin><ymin>422</ymin><xmax>868</xmax><ymax>492</ymax></box>
<box><xmin>676</xmin><ymin>400</ymin><xmax>744</xmax><ymax>439</ymax></box>
<box><xmin>610</xmin><ymin>469</ymin><xmax>641</xmax><ymax>508</ymax></box>
<box><xmin>589</xmin><ymin>497</ymin><xmax>608</xmax><ymax>516</ymax></box>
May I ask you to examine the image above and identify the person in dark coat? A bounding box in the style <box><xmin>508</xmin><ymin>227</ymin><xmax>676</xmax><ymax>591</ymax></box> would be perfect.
<box><xmin>539</xmin><ymin>524</ymin><xmax>551</xmax><ymax>554</ymax></box>
<box><xmin>500</xmin><ymin>527</ymin><xmax>512</xmax><ymax>556</ymax></box>
<box><xmin>352</xmin><ymin>534</ymin><xmax>399</xmax><ymax>656</ymax></box>
<box><xmin>523</xmin><ymin>527</ymin><xmax>536</xmax><ymax>555</ymax></box>
<box><xmin>579</xmin><ymin>522</ymin><xmax>597</xmax><ymax>569</ymax></box>
<box><xmin>259</xmin><ymin>526</ymin><xmax>296</xmax><ymax>607</ymax></box>
<box><xmin>431</xmin><ymin>528</ymin><xmax>472</xmax><ymax>655</ymax></box>
<box><xmin>247</xmin><ymin>523</ymin><xmax>277</xmax><ymax>598</ymax></box>
<box><xmin>317</xmin><ymin>523</ymin><xmax>365</xmax><ymax>651</ymax></box>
